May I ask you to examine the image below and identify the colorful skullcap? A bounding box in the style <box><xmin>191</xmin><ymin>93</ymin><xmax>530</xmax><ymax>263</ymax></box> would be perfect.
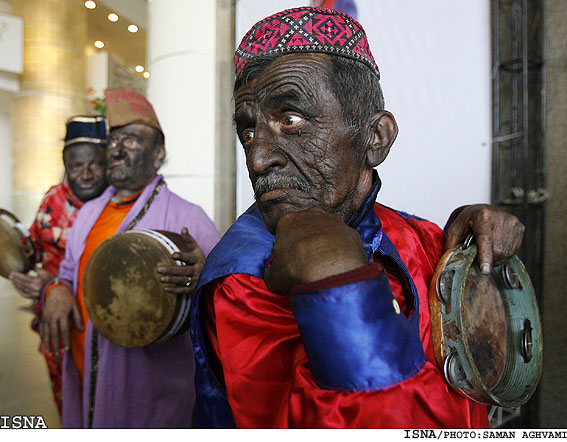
<box><xmin>104</xmin><ymin>88</ymin><xmax>163</xmax><ymax>134</ymax></box>
<box><xmin>64</xmin><ymin>115</ymin><xmax>107</xmax><ymax>150</ymax></box>
<box><xmin>234</xmin><ymin>7</ymin><xmax>379</xmax><ymax>79</ymax></box>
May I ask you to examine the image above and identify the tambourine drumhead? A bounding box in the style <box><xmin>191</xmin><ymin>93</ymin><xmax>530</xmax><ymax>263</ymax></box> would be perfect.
<box><xmin>84</xmin><ymin>229</ymin><xmax>192</xmax><ymax>348</ymax></box>
<box><xmin>461</xmin><ymin>263</ymin><xmax>509</xmax><ymax>390</ymax></box>
<box><xmin>0</xmin><ymin>209</ymin><xmax>34</xmax><ymax>278</ymax></box>
<box><xmin>429</xmin><ymin>241</ymin><xmax>543</xmax><ymax>407</ymax></box>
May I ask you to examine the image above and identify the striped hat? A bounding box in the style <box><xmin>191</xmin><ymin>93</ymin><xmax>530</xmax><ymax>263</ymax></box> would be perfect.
<box><xmin>64</xmin><ymin>115</ymin><xmax>107</xmax><ymax>149</ymax></box>
<box><xmin>234</xmin><ymin>6</ymin><xmax>379</xmax><ymax>79</ymax></box>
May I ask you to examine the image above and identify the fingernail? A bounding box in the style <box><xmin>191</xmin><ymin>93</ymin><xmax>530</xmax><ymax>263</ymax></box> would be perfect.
<box><xmin>156</xmin><ymin>267</ymin><xmax>164</xmax><ymax>273</ymax></box>
<box><xmin>160</xmin><ymin>276</ymin><xmax>166</xmax><ymax>282</ymax></box>
<box><xmin>480</xmin><ymin>263</ymin><xmax>491</xmax><ymax>274</ymax></box>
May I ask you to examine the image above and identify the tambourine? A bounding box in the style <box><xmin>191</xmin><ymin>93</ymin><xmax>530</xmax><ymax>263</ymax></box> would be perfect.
<box><xmin>0</xmin><ymin>209</ymin><xmax>34</xmax><ymax>278</ymax></box>
<box><xmin>429</xmin><ymin>235</ymin><xmax>542</xmax><ymax>407</ymax></box>
<box><xmin>84</xmin><ymin>229</ymin><xmax>192</xmax><ymax>348</ymax></box>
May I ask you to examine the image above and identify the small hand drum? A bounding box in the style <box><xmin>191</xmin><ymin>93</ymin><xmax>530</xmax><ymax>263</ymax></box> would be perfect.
<box><xmin>0</xmin><ymin>209</ymin><xmax>34</xmax><ymax>278</ymax></box>
<box><xmin>84</xmin><ymin>229</ymin><xmax>192</xmax><ymax>348</ymax></box>
<box><xmin>429</xmin><ymin>236</ymin><xmax>542</xmax><ymax>407</ymax></box>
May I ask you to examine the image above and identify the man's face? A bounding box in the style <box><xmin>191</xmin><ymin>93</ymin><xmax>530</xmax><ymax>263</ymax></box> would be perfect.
<box><xmin>234</xmin><ymin>53</ymin><xmax>371</xmax><ymax>234</ymax></box>
<box><xmin>63</xmin><ymin>143</ymin><xmax>107</xmax><ymax>202</ymax></box>
<box><xmin>106</xmin><ymin>123</ymin><xmax>163</xmax><ymax>192</ymax></box>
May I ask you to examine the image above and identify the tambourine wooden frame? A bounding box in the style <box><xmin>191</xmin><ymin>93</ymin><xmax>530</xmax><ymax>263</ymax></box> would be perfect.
<box><xmin>429</xmin><ymin>241</ymin><xmax>543</xmax><ymax>407</ymax></box>
<box><xmin>84</xmin><ymin>229</ymin><xmax>192</xmax><ymax>348</ymax></box>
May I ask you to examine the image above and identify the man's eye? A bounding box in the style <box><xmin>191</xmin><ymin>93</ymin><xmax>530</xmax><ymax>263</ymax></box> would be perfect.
<box><xmin>123</xmin><ymin>136</ymin><xmax>139</xmax><ymax>148</ymax></box>
<box><xmin>281</xmin><ymin>114</ymin><xmax>304</xmax><ymax>128</ymax></box>
<box><xmin>242</xmin><ymin>129</ymin><xmax>255</xmax><ymax>144</ymax></box>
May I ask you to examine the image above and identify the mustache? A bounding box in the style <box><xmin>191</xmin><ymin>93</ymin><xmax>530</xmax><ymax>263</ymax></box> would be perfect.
<box><xmin>254</xmin><ymin>174</ymin><xmax>311</xmax><ymax>200</ymax></box>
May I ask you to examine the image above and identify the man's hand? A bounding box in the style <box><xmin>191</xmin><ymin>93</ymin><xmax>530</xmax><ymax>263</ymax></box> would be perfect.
<box><xmin>156</xmin><ymin>227</ymin><xmax>205</xmax><ymax>297</ymax></box>
<box><xmin>265</xmin><ymin>208</ymin><xmax>368</xmax><ymax>294</ymax></box>
<box><xmin>445</xmin><ymin>204</ymin><xmax>525</xmax><ymax>274</ymax></box>
<box><xmin>40</xmin><ymin>284</ymin><xmax>83</xmax><ymax>355</ymax></box>
<box><xmin>10</xmin><ymin>268</ymin><xmax>55</xmax><ymax>300</ymax></box>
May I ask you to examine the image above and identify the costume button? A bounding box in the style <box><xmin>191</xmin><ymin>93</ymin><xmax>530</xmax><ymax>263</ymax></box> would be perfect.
<box><xmin>392</xmin><ymin>299</ymin><xmax>401</xmax><ymax>315</ymax></box>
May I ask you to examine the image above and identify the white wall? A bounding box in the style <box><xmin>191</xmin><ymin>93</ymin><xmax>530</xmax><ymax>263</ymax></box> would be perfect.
<box><xmin>86</xmin><ymin>49</ymin><xmax>110</xmax><ymax>98</ymax></box>
<box><xmin>235</xmin><ymin>0</ymin><xmax>491</xmax><ymax>227</ymax></box>
<box><xmin>147</xmin><ymin>0</ymin><xmax>217</xmax><ymax>221</ymax></box>
<box><xmin>0</xmin><ymin>4</ymin><xmax>17</xmax><ymax>212</ymax></box>
<box><xmin>0</xmin><ymin>89</ymin><xmax>13</xmax><ymax>210</ymax></box>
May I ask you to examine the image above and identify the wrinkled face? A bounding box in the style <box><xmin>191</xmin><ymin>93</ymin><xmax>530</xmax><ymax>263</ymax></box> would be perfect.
<box><xmin>234</xmin><ymin>53</ymin><xmax>371</xmax><ymax>234</ymax></box>
<box><xmin>106</xmin><ymin>123</ymin><xmax>163</xmax><ymax>192</ymax></box>
<box><xmin>63</xmin><ymin>143</ymin><xmax>107</xmax><ymax>202</ymax></box>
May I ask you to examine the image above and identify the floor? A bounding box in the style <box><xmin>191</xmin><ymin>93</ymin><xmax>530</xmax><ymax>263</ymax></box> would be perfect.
<box><xmin>0</xmin><ymin>276</ymin><xmax>61</xmax><ymax>428</ymax></box>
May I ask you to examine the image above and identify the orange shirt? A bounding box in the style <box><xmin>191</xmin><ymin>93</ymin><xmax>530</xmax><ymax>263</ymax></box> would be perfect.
<box><xmin>70</xmin><ymin>196</ymin><xmax>137</xmax><ymax>381</ymax></box>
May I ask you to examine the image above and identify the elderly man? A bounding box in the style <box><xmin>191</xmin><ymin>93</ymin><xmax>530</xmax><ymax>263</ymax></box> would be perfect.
<box><xmin>190</xmin><ymin>7</ymin><xmax>525</xmax><ymax>428</ymax></box>
<box><xmin>10</xmin><ymin>115</ymin><xmax>108</xmax><ymax>415</ymax></box>
<box><xmin>41</xmin><ymin>89</ymin><xmax>220</xmax><ymax>428</ymax></box>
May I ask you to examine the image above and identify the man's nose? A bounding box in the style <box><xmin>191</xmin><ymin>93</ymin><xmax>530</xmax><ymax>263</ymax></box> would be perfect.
<box><xmin>108</xmin><ymin>144</ymin><xmax>125</xmax><ymax>159</ymax></box>
<box><xmin>247</xmin><ymin>124</ymin><xmax>287</xmax><ymax>177</ymax></box>
<box><xmin>80</xmin><ymin>165</ymin><xmax>94</xmax><ymax>180</ymax></box>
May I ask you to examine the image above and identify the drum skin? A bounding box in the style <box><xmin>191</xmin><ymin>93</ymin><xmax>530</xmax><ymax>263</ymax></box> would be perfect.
<box><xmin>84</xmin><ymin>229</ymin><xmax>192</xmax><ymax>348</ymax></box>
<box><xmin>429</xmin><ymin>241</ymin><xmax>543</xmax><ymax>407</ymax></box>
<box><xmin>0</xmin><ymin>209</ymin><xmax>34</xmax><ymax>278</ymax></box>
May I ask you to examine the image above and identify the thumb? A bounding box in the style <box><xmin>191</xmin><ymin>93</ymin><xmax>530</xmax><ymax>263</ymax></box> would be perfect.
<box><xmin>444</xmin><ymin>222</ymin><xmax>467</xmax><ymax>251</ymax></box>
<box><xmin>72</xmin><ymin>302</ymin><xmax>84</xmax><ymax>332</ymax></box>
<box><xmin>264</xmin><ymin>266</ymin><xmax>289</xmax><ymax>295</ymax></box>
<box><xmin>475</xmin><ymin>231</ymin><xmax>494</xmax><ymax>275</ymax></box>
<box><xmin>36</xmin><ymin>268</ymin><xmax>51</xmax><ymax>278</ymax></box>
<box><xmin>180</xmin><ymin>227</ymin><xmax>197</xmax><ymax>247</ymax></box>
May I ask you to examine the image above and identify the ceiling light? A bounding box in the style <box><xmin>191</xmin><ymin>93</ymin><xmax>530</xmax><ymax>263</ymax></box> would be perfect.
<box><xmin>128</xmin><ymin>24</ymin><xmax>139</xmax><ymax>33</ymax></box>
<box><xmin>94</xmin><ymin>40</ymin><xmax>105</xmax><ymax>49</ymax></box>
<box><xmin>143</xmin><ymin>72</ymin><xmax>150</xmax><ymax>79</ymax></box>
<box><xmin>85</xmin><ymin>1</ymin><xmax>96</xmax><ymax>9</ymax></box>
<box><xmin>135</xmin><ymin>65</ymin><xmax>144</xmax><ymax>73</ymax></box>
<box><xmin>108</xmin><ymin>13</ymin><xmax>119</xmax><ymax>22</ymax></box>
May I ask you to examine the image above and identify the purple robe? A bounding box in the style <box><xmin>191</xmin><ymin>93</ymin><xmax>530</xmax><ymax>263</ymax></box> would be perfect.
<box><xmin>57</xmin><ymin>175</ymin><xmax>221</xmax><ymax>428</ymax></box>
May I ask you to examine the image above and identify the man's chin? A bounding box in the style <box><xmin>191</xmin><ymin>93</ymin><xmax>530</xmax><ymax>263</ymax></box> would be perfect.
<box><xmin>71</xmin><ymin>184</ymin><xmax>106</xmax><ymax>202</ymax></box>
<box><xmin>258</xmin><ymin>202</ymin><xmax>304</xmax><ymax>235</ymax></box>
<box><xmin>107</xmin><ymin>170</ymin><xmax>131</xmax><ymax>186</ymax></box>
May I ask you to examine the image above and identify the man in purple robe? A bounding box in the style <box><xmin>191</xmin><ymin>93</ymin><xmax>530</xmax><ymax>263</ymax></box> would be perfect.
<box><xmin>40</xmin><ymin>89</ymin><xmax>221</xmax><ymax>428</ymax></box>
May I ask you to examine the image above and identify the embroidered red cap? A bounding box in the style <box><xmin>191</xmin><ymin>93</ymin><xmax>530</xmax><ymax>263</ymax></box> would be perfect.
<box><xmin>234</xmin><ymin>6</ymin><xmax>379</xmax><ymax>79</ymax></box>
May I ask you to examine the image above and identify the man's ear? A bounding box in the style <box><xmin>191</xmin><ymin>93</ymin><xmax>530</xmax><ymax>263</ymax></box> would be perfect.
<box><xmin>365</xmin><ymin>111</ymin><xmax>398</xmax><ymax>167</ymax></box>
<box><xmin>153</xmin><ymin>145</ymin><xmax>166</xmax><ymax>170</ymax></box>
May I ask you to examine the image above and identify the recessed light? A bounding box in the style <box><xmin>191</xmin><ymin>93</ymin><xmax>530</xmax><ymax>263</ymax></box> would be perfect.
<box><xmin>84</xmin><ymin>1</ymin><xmax>96</xmax><ymax>9</ymax></box>
<box><xmin>128</xmin><ymin>24</ymin><xmax>139</xmax><ymax>33</ymax></box>
<box><xmin>143</xmin><ymin>72</ymin><xmax>150</xmax><ymax>79</ymax></box>
<box><xmin>108</xmin><ymin>13</ymin><xmax>119</xmax><ymax>22</ymax></box>
<box><xmin>135</xmin><ymin>65</ymin><xmax>144</xmax><ymax>73</ymax></box>
<box><xmin>94</xmin><ymin>40</ymin><xmax>105</xmax><ymax>49</ymax></box>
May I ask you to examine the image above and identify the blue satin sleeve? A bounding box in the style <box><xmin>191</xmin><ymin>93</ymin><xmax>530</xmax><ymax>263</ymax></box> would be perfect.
<box><xmin>290</xmin><ymin>271</ymin><xmax>426</xmax><ymax>391</ymax></box>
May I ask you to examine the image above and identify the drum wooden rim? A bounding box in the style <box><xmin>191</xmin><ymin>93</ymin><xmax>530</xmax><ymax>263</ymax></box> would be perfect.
<box><xmin>84</xmin><ymin>229</ymin><xmax>192</xmax><ymax>348</ymax></box>
<box><xmin>429</xmin><ymin>242</ymin><xmax>543</xmax><ymax>407</ymax></box>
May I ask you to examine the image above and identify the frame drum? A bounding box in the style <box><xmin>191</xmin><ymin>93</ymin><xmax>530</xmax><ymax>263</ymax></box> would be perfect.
<box><xmin>84</xmin><ymin>229</ymin><xmax>192</xmax><ymax>348</ymax></box>
<box><xmin>429</xmin><ymin>237</ymin><xmax>542</xmax><ymax>407</ymax></box>
<box><xmin>0</xmin><ymin>209</ymin><xmax>34</xmax><ymax>278</ymax></box>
